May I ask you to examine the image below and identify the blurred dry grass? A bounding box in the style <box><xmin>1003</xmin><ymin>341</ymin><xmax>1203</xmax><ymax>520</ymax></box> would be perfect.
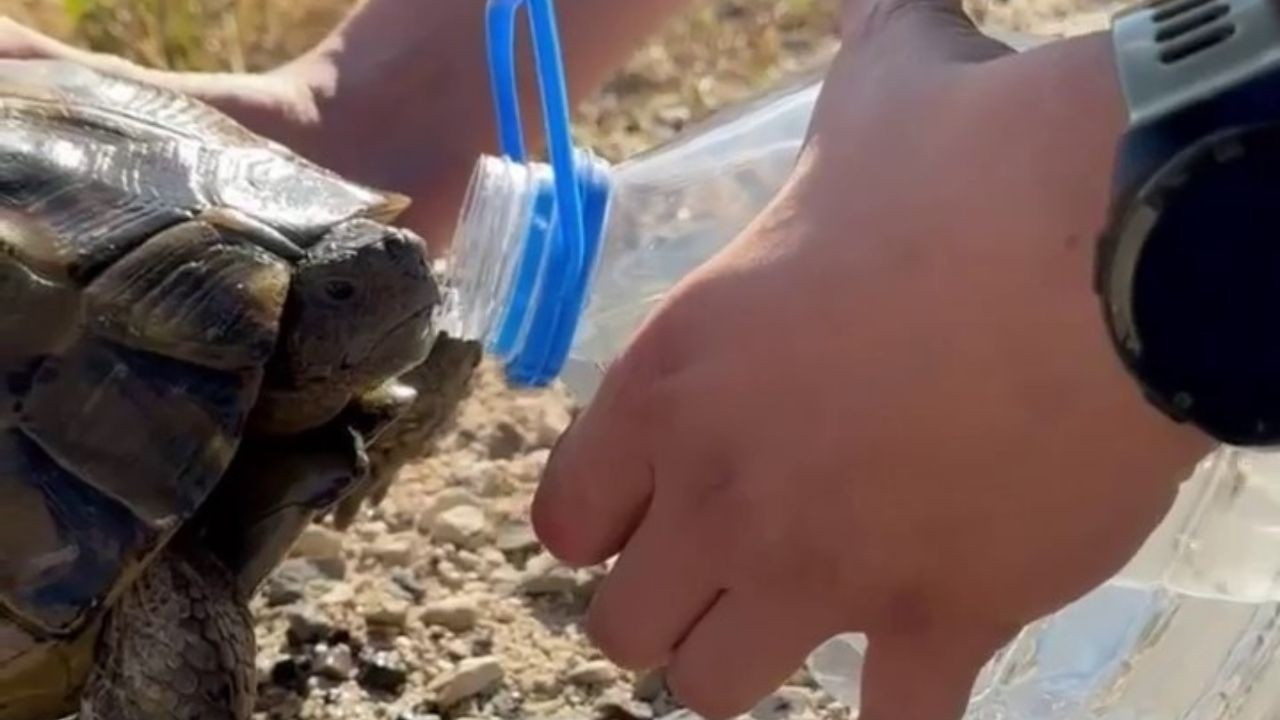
<box><xmin>0</xmin><ymin>0</ymin><xmax>844</xmax><ymax>160</ymax></box>
<box><xmin>0</xmin><ymin>0</ymin><xmax>1115</xmax><ymax>160</ymax></box>
<box><xmin>3</xmin><ymin>0</ymin><xmax>350</xmax><ymax>72</ymax></box>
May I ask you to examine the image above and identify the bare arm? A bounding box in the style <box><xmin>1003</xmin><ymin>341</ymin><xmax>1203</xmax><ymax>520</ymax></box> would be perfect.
<box><xmin>267</xmin><ymin>0</ymin><xmax>700</xmax><ymax>244</ymax></box>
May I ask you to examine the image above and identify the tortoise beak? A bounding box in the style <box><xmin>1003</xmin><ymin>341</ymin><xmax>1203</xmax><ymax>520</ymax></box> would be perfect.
<box><xmin>368</xmin><ymin>191</ymin><xmax>412</xmax><ymax>223</ymax></box>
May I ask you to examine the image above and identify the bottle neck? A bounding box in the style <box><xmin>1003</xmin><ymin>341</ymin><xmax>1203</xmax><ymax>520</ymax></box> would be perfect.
<box><xmin>442</xmin><ymin>154</ymin><xmax>546</xmax><ymax>346</ymax></box>
<box><xmin>442</xmin><ymin>150</ymin><xmax>614</xmax><ymax>386</ymax></box>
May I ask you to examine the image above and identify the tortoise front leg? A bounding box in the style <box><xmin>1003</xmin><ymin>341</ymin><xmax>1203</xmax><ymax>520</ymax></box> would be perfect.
<box><xmin>80</xmin><ymin>539</ymin><xmax>254</xmax><ymax>720</ymax></box>
<box><xmin>331</xmin><ymin>335</ymin><xmax>483</xmax><ymax>529</ymax></box>
<box><xmin>196</xmin><ymin>420</ymin><xmax>371</xmax><ymax>599</ymax></box>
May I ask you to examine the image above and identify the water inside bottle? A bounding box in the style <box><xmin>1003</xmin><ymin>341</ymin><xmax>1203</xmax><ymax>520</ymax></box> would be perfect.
<box><xmin>807</xmin><ymin>447</ymin><xmax>1280</xmax><ymax>719</ymax></box>
<box><xmin>558</xmin><ymin>79</ymin><xmax>822</xmax><ymax>400</ymax></box>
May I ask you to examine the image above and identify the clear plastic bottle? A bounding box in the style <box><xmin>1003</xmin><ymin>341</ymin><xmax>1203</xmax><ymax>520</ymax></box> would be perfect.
<box><xmin>808</xmin><ymin>446</ymin><xmax>1280</xmax><ymax>720</ymax></box>
<box><xmin>447</xmin><ymin>9</ymin><xmax>1280</xmax><ymax>718</ymax></box>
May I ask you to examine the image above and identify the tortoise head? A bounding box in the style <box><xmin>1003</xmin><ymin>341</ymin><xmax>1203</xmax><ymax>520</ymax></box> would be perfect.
<box><xmin>253</xmin><ymin>217</ymin><xmax>441</xmax><ymax>435</ymax></box>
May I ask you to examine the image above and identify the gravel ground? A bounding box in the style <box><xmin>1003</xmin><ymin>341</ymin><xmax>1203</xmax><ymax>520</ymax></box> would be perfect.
<box><xmin>1</xmin><ymin>1</ymin><xmax>1119</xmax><ymax>719</ymax></box>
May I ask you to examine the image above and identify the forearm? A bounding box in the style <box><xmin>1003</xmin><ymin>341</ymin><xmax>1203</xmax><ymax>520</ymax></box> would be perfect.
<box><xmin>270</xmin><ymin>0</ymin><xmax>697</xmax><ymax>241</ymax></box>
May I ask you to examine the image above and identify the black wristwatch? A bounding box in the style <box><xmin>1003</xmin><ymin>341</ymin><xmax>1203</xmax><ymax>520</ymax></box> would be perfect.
<box><xmin>1095</xmin><ymin>0</ymin><xmax>1280</xmax><ymax>446</ymax></box>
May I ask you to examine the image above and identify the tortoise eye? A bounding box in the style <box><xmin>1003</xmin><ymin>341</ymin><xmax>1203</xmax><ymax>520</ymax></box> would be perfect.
<box><xmin>324</xmin><ymin>279</ymin><xmax>356</xmax><ymax>302</ymax></box>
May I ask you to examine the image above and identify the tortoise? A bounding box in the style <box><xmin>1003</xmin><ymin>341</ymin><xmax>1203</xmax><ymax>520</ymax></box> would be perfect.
<box><xmin>0</xmin><ymin>58</ymin><xmax>481</xmax><ymax>720</ymax></box>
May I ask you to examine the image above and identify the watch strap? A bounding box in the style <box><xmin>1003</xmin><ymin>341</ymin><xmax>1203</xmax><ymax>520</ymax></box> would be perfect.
<box><xmin>1112</xmin><ymin>0</ymin><xmax>1280</xmax><ymax>128</ymax></box>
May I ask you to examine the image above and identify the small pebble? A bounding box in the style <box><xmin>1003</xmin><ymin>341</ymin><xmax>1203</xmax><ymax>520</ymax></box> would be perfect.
<box><xmin>286</xmin><ymin>605</ymin><xmax>335</xmax><ymax>646</ymax></box>
<box><xmin>529</xmin><ymin>673</ymin><xmax>560</xmax><ymax>697</ymax></box>
<box><xmin>391</xmin><ymin>570</ymin><xmax>427</xmax><ymax>602</ymax></box>
<box><xmin>364</xmin><ymin>595</ymin><xmax>410</xmax><ymax>629</ymax></box>
<box><xmin>487</xmin><ymin>421</ymin><xmax>526</xmax><ymax>459</ymax></box>
<box><xmin>319</xmin><ymin>583</ymin><xmax>354</xmax><ymax>606</ymax></box>
<box><xmin>421</xmin><ymin>596</ymin><xmax>481</xmax><ymax>632</ymax></box>
<box><xmin>314</xmin><ymin>643</ymin><xmax>356</xmax><ymax>681</ymax></box>
<box><xmin>656</xmin><ymin>712</ymin><xmax>703</xmax><ymax>720</ymax></box>
<box><xmin>444</xmin><ymin>638</ymin><xmax>471</xmax><ymax>659</ymax></box>
<box><xmin>430</xmin><ymin>656</ymin><xmax>505</xmax><ymax>707</ymax></box>
<box><xmin>476</xmin><ymin>463</ymin><xmax>516</xmax><ymax>497</ymax></box>
<box><xmin>368</xmin><ymin>535</ymin><xmax>414</xmax><ymax>566</ymax></box>
<box><xmin>292</xmin><ymin>525</ymin><xmax>344</xmax><ymax>559</ymax></box>
<box><xmin>569</xmin><ymin>660</ymin><xmax>617</xmax><ymax>686</ymax></box>
<box><xmin>656</xmin><ymin>104</ymin><xmax>693</xmax><ymax>128</ymax></box>
<box><xmin>290</xmin><ymin>526</ymin><xmax>347</xmax><ymax>579</ymax></box>
<box><xmin>452</xmin><ymin>549</ymin><xmax>483</xmax><ymax>572</ymax></box>
<box><xmin>596</xmin><ymin>697</ymin><xmax>655</xmax><ymax>720</ymax></box>
<box><xmin>518</xmin><ymin>552</ymin><xmax>599</xmax><ymax>599</ymax></box>
<box><xmin>419</xmin><ymin>488</ymin><xmax>483</xmax><ymax>530</ymax></box>
<box><xmin>495</xmin><ymin>522</ymin><xmax>541</xmax><ymax>555</ymax></box>
<box><xmin>263</xmin><ymin>559</ymin><xmax>322</xmax><ymax>607</ymax></box>
<box><xmin>633</xmin><ymin>670</ymin><xmax>667</xmax><ymax>703</ymax></box>
<box><xmin>433</xmin><ymin>505</ymin><xmax>491</xmax><ymax>548</ymax></box>
<box><xmin>356</xmin><ymin>521</ymin><xmax>389</xmax><ymax>541</ymax></box>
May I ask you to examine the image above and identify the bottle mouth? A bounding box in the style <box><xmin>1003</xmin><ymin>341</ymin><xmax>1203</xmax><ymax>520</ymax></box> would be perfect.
<box><xmin>441</xmin><ymin>150</ymin><xmax>614</xmax><ymax>387</ymax></box>
<box><xmin>441</xmin><ymin>154</ymin><xmax>544</xmax><ymax>344</ymax></box>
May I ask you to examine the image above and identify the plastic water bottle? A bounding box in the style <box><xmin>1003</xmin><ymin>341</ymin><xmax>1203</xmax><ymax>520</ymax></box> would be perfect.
<box><xmin>447</xmin><ymin>5</ymin><xmax>1280</xmax><ymax>716</ymax></box>
<box><xmin>443</xmin><ymin>0</ymin><xmax>1053</xmax><ymax>399</ymax></box>
<box><xmin>808</xmin><ymin>446</ymin><xmax>1280</xmax><ymax>720</ymax></box>
<box><xmin>451</xmin><ymin>2</ymin><xmax>1280</xmax><ymax>717</ymax></box>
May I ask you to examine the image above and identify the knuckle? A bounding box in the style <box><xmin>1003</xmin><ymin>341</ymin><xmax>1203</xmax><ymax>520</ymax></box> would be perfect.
<box><xmin>603</xmin><ymin>296</ymin><xmax>705</xmax><ymax>410</ymax></box>
<box><xmin>585</xmin><ymin>607</ymin><xmax>664</xmax><ymax>671</ymax></box>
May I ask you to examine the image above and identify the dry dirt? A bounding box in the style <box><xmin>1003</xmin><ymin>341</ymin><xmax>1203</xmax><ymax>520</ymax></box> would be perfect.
<box><xmin>1</xmin><ymin>1</ymin><xmax>1122</xmax><ymax>719</ymax></box>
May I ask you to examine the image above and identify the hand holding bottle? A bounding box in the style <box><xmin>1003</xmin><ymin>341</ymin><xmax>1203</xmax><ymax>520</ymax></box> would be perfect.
<box><xmin>533</xmin><ymin>3</ymin><xmax>1216</xmax><ymax>718</ymax></box>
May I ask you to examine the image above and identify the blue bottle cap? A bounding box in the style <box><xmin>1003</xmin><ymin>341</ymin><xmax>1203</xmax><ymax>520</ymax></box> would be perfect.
<box><xmin>484</xmin><ymin>0</ymin><xmax>614</xmax><ymax>387</ymax></box>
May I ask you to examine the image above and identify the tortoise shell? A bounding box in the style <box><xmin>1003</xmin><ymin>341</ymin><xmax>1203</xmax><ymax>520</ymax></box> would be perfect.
<box><xmin>0</xmin><ymin>59</ymin><xmax>439</xmax><ymax>643</ymax></box>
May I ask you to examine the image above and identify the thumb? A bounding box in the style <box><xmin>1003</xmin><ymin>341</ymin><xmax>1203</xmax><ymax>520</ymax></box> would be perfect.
<box><xmin>859</xmin><ymin>627</ymin><xmax>1008</xmax><ymax>720</ymax></box>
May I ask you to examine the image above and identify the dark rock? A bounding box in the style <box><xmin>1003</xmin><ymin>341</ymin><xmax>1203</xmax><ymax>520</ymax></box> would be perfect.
<box><xmin>470</xmin><ymin>632</ymin><xmax>495</xmax><ymax>657</ymax></box>
<box><xmin>269</xmin><ymin>657</ymin><xmax>310</xmax><ymax>694</ymax></box>
<box><xmin>486</xmin><ymin>688</ymin><xmax>524</xmax><ymax>718</ymax></box>
<box><xmin>359</xmin><ymin>648</ymin><xmax>409</xmax><ymax>695</ymax></box>
<box><xmin>633</xmin><ymin>670</ymin><xmax>667</xmax><ymax>703</ymax></box>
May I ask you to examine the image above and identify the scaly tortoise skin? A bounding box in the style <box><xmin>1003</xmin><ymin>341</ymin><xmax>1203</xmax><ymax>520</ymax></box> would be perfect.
<box><xmin>0</xmin><ymin>59</ymin><xmax>480</xmax><ymax>720</ymax></box>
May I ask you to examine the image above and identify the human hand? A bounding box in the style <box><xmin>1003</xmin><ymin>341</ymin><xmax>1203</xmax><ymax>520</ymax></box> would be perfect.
<box><xmin>532</xmin><ymin>4</ymin><xmax>1216</xmax><ymax>719</ymax></box>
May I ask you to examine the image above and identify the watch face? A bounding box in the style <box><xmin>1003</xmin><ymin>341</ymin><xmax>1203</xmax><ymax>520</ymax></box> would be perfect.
<box><xmin>1123</xmin><ymin>122</ymin><xmax>1280</xmax><ymax>444</ymax></box>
